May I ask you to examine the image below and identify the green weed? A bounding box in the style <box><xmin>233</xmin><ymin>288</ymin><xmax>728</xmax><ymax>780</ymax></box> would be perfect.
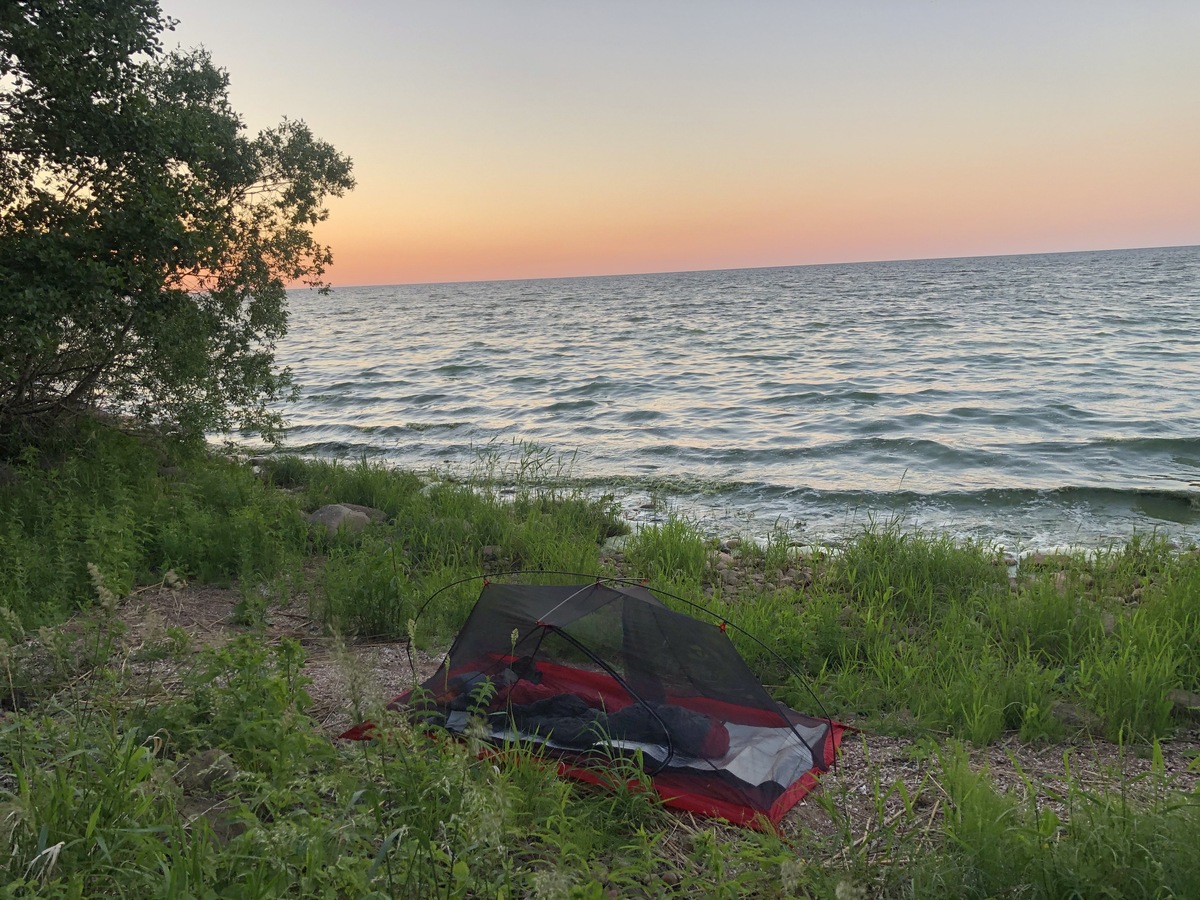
<box><xmin>624</xmin><ymin>516</ymin><xmax>711</xmax><ymax>588</ymax></box>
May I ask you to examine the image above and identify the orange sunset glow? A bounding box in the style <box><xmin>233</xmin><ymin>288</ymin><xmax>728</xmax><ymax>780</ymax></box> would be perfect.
<box><xmin>161</xmin><ymin>1</ymin><xmax>1200</xmax><ymax>285</ymax></box>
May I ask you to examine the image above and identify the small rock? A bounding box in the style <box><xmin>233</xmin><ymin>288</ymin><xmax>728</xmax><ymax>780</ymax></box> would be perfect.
<box><xmin>720</xmin><ymin>538</ymin><xmax>742</xmax><ymax>552</ymax></box>
<box><xmin>179</xmin><ymin>796</ymin><xmax>248</xmax><ymax>846</ymax></box>
<box><xmin>721</xmin><ymin>569</ymin><xmax>739</xmax><ymax>586</ymax></box>
<box><xmin>205</xmin><ymin>809</ymin><xmax>249</xmax><ymax>845</ymax></box>
<box><xmin>1101</xmin><ymin>611</ymin><xmax>1117</xmax><ymax>636</ymax></box>
<box><xmin>175</xmin><ymin>749</ymin><xmax>237</xmax><ymax>793</ymax></box>
<box><xmin>1168</xmin><ymin>689</ymin><xmax>1200</xmax><ymax>719</ymax></box>
<box><xmin>1050</xmin><ymin>700</ymin><xmax>1101</xmax><ymax>734</ymax></box>
<box><xmin>600</xmin><ymin>535</ymin><xmax>629</xmax><ymax>554</ymax></box>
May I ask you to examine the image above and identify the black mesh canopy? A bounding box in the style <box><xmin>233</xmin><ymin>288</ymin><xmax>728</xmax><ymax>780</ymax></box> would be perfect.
<box><xmin>370</xmin><ymin>580</ymin><xmax>843</xmax><ymax>827</ymax></box>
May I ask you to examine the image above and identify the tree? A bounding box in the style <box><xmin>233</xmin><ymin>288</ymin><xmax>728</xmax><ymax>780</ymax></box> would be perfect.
<box><xmin>0</xmin><ymin>0</ymin><xmax>354</xmax><ymax>443</ymax></box>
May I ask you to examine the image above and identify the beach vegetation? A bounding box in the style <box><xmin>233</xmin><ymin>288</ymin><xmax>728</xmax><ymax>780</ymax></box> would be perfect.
<box><xmin>1</xmin><ymin>429</ymin><xmax>1198</xmax><ymax>896</ymax></box>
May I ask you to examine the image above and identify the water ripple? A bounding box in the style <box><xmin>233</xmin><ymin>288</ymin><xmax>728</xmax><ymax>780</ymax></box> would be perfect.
<box><xmin>273</xmin><ymin>246</ymin><xmax>1200</xmax><ymax>548</ymax></box>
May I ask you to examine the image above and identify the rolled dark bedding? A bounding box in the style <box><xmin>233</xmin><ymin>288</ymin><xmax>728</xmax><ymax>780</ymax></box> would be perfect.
<box><xmin>500</xmin><ymin>693</ymin><xmax>730</xmax><ymax>759</ymax></box>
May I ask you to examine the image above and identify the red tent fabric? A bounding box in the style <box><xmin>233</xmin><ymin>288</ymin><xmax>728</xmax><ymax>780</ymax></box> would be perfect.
<box><xmin>343</xmin><ymin>581</ymin><xmax>844</xmax><ymax>828</ymax></box>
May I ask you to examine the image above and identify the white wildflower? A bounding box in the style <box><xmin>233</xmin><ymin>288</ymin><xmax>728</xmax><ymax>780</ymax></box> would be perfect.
<box><xmin>531</xmin><ymin>865</ymin><xmax>575</xmax><ymax>900</ymax></box>
<box><xmin>781</xmin><ymin>856</ymin><xmax>806</xmax><ymax>893</ymax></box>
<box><xmin>87</xmin><ymin>562</ymin><xmax>118</xmax><ymax>611</ymax></box>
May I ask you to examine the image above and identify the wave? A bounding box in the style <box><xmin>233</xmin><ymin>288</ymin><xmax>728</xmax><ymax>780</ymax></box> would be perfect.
<box><xmin>286</xmin><ymin>422</ymin><xmax>468</xmax><ymax>437</ymax></box>
<box><xmin>623</xmin><ymin>434</ymin><xmax>1200</xmax><ymax>463</ymax></box>
<box><xmin>777</xmin><ymin>484</ymin><xmax>1200</xmax><ymax>514</ymax></box>
<box><xmin>542</xmin><ymin>399</ymin><xmax>600</xmax><ymax>413</ymax></box>
<box><xmin>559</xmin><ymin>474</ymin><xmax>1200</xmax><ymax>522</ymax></box>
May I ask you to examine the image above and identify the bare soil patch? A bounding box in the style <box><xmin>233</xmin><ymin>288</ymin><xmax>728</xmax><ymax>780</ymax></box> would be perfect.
<box><xmin>785</xmin><ymin>727</ymin><xmax>1200</xmax><ymax>847</ymax></box>
<box><xmin>117</xmin><ymin>573</ymin><xmax>441</xmax><ymax>736</ymax></box>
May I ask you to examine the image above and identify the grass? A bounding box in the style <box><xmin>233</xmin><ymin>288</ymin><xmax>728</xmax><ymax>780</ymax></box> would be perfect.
<box><xmin>2</xmin><ymin>423</ymin><xmax>1199</xmax><ymax>896</ymax></box>
<box><xmin>0</xmin><ymin>420</ymin><xmax>307</xmax><ymax>636</ymax></box>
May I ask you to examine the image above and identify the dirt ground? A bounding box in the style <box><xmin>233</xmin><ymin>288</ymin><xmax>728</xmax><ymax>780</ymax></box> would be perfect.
<box><xmin>117</xmin><ymin>578</ymin><xmax>1200</xmax><ymax>843</ymax></box>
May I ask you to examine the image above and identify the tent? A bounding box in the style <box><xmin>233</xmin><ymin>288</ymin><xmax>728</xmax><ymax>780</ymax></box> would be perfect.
<box><xmin>343</xmin><ymin>579</ymin><xmax>844</xmax><ymax>828</ymax></box>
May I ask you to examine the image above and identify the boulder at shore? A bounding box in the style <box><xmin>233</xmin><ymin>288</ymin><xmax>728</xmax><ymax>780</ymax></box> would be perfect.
<box><xmin>306</xmin><ymin>503</ymin><xmax>387</xmax><ymax>537</ymax></box>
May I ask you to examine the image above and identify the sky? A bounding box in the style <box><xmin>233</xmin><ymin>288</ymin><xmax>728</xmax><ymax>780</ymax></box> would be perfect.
<box><xmin>160</xmin><ymin>1</ymin><xmax>1200</xmax><ymax>286</ymax></box>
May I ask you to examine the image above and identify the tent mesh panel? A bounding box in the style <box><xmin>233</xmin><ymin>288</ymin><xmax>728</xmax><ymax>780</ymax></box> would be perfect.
<box><xmin>390</xmin><ymin>581</ymin><xmax>842</xmax><ymax>826</ymax></box>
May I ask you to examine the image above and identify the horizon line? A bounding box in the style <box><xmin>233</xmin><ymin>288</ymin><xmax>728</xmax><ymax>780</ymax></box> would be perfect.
<box><xmin>308</xmin><ymin>242</ymin><xmax>1200</xmax><ymax>292</ymax></box>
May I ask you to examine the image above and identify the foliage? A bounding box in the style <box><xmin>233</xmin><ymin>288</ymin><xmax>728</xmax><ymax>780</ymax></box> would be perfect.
<box><xmin>625</xmin><ymin>515</ymin><xmax>711</xmax><ymax>588</ymax></box>
<box><xmin>291</xmin><ymin>452</ymin><xmax>628</xmax><ymax>642</ymax></box>
<box><xmin>3</xmin><ymin>434</ymin><xmax>1200</xmax><ymax>895</ymax></box>
<box><xmin>0</xmin><ymin>423</ymin><xmax>306</xmax><ymax>634</ymax></box>
<box><xmin>0</xmin><ymin>624</ymin><xmax>793</xmax><ymax>898</ymax></box>
<box><xmin>2</xmin><ymin>623</ymin><xmax>1197</xmax><ymax>897</ymax></box>
<box><xmin>0</xmin><ymin>0</ymin><xmax>354</xmax><ymax>441</ymax></box>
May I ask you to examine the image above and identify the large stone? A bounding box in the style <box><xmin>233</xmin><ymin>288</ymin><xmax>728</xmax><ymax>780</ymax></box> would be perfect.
<box><xmin>338</xmin><ymin>502</ymin><xmax>388</xmax><ymax>523</ymax></box>
<box><xmin>306</xmin><ymin>503</ymin><xmax>381</xmax><ymax>537</ymax></box>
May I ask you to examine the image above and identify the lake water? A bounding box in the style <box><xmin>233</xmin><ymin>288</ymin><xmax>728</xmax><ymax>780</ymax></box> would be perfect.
<box><xmin>273</xmin><ymin>245</ymin><xmax>1200</xmax><ymax>552</ymax></box>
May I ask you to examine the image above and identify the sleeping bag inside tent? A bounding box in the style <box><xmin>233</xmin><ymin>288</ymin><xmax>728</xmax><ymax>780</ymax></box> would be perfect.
<box><xmin>343</xmin><ymin>580</ymin><xmax>844</xmax><ymax>827</ymax></box>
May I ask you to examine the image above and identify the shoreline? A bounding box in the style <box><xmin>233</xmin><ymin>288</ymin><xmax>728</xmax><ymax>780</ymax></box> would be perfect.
<box><xmin>4</xmin><ymin>429</ymin><xmax>1199</xmax><ymax>895</ymax></box>
<box><xmin>237</xmin><ymin>443</ymin><xmax>1200</xmax><ymax>556</ymax></box>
